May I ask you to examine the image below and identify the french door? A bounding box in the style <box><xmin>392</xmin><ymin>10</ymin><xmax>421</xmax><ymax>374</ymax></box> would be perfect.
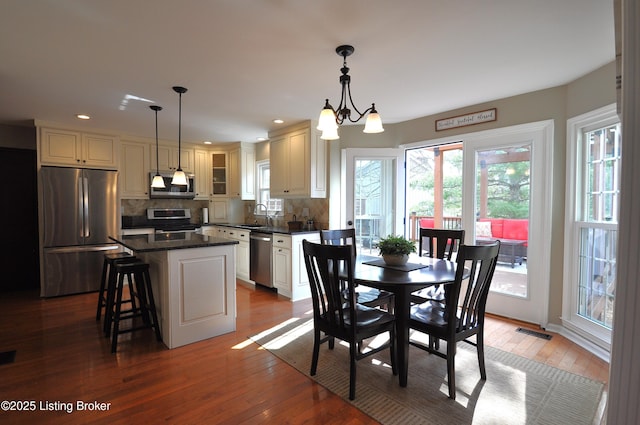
<box><xmin>462</xmin><ymin>121</ymin><xmax>554</xmax><ymax>326</ymax></box>
<box><xmin>343</xmin><ymin>148</ymin><xmax>404</xmax><ymax>255</ymax></box>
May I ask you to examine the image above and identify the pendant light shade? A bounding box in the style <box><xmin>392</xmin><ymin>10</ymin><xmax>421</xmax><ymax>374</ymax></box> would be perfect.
<box><xmin>363</xmin><ymin>104</ymin><xmax>384</xmax><ymax>134</ymax></box>
<box><xmin>320</xmin><ymin>125</ymin><xmax>340</xmax><ymax>140</ymax></box>
<box><xmin>317</xmin><ymin>100</ymin><xmax>338</xmax><ymax>131</ymax></box>
<box><xmin>171</xmin><ymin>169</ymin><xmax>187</xmax><ymax>186</ymax></box>
<box><xmin>171</xmin><ymin>86</ymin><xmax>188</xmax><ymax>186</ymax></box>
<box><xmin>150</xmin><ymin>105</ymin><xmax>165</xmax><ymax>188</ymax></box>
<box><xmin>151</xmin><ymin>174</ymin><xmax>165</xmax><ymax>188</ymax></box>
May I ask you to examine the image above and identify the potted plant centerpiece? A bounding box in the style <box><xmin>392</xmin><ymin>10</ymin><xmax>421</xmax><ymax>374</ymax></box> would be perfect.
<box><xmin>378</xmin><ymin>235</ymin><xmax>416</xmax><ymax>266</ymax></box>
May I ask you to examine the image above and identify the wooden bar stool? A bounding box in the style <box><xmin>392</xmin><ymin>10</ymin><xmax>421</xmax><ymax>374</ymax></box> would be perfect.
<box><xmin>96</xmin><ymin>252</ymin><xmax>136</xmax><ymax>321</ymax></box>
<box><xmin>102</xmin><ymin>256</ymin><xmax>141</xmax><ymax>337</ymax></box>
<box><xmin>109</xmin><ymin>261</ymin><xmax>162</xmax><ymax>353</ymax></box>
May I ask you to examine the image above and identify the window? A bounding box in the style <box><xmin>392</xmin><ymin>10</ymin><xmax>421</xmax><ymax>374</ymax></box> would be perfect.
<box><xmin>564</xmin><ymin>104</ymin><xmax>620</xmax><ymax>350</ymax></box>
<box><xmin>255</xmin><ymin>160</ymin><xmax>283</xmax><ymax>216</ymax></box>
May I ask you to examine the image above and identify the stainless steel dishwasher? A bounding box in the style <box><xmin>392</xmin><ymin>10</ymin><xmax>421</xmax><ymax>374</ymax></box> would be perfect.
<box><xmin>250</xmin><ymin>232</ymin><xmax>272</xmax><ymax>287</ymax></box>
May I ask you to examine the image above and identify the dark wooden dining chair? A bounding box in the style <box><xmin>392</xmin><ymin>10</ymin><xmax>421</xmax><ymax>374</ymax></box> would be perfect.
<box><xmin>320</xmin><ymin>229</ymin><xmax>395</xmax><ymax>313</ymax></box>
<box><xmin>409</xmin><ymin>241</ymin><xmax>500</xmax><ymax>399</ymax></box>
<box><xmin>411</xmin><ymin>228</ymin><xmax>466</xmax><ymax>304</ymax></box>
<box><xmin>302</xmin><ymin>239</ymin><xmax>397</xmax><ymax>400</ymax></box>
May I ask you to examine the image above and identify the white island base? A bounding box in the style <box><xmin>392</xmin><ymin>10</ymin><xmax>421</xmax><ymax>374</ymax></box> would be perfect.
<box><xmin>137</xmin><ymin>244</ymin><xmax>236</xmax><ymax>349</ymax></box>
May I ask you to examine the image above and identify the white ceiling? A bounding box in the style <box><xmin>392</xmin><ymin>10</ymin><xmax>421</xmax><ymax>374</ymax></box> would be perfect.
<box><xmin>0</xmin><ymin>1</ymin><xmax>615</xmax><ymax>144</ymax></box>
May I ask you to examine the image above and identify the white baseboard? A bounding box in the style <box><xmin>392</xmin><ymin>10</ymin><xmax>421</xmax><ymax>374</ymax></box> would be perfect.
<box><xmin>545</xmin><ymin>323</ymin><xmax>611</xmax><ymax>363</ymax></box>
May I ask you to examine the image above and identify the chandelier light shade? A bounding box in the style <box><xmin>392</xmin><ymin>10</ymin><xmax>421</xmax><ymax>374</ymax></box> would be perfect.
<box><xmin>150</xmin><ymin>105</ymin><xmax>165</xmax><ymax>189</ymax></box>
<box><xmin>317</xmin><ymin>45</ymin><xmax>384</xmax><ymax>140</ymax></box>
<box><xmin>171</xmin><ymin>86</ymin><xmax>188</xmax><ymax>186</ymax></box>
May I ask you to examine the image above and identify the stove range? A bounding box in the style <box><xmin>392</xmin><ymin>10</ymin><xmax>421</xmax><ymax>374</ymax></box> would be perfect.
<box><xmin>146</xmin><ymin>208</ymin><xmax>198</xmax><ymax>233</ymax></box>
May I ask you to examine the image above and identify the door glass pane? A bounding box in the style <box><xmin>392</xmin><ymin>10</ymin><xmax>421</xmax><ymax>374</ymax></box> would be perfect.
<box><xmin>476</xmin><ymin>145</ymin><xmax>531</xmax><ymax>297</ymax></box>
<box><xmin>354</xmin><ymin>158</ymin><xmax>395</xmax><ymax>255</ymax></box>
<box><xmin>406</xmin><ymin>144</ymin><xmax>463</xmax><ymax>237</ymax></box>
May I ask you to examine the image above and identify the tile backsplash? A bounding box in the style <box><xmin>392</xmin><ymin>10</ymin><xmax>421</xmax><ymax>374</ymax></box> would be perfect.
<box><xmin>243</xmin><ymin>198</ymin><xmax>329</xmax><ymax>230</ymax></box>
<box><xmin>121</xmin><ymin>197</ymin><xmax>329</xmax><ymax>229</ymax></box>
<box><xmin>121</xmin><ymin>199</ymin><xmax>209</xmax><ymax>222</ymax></box>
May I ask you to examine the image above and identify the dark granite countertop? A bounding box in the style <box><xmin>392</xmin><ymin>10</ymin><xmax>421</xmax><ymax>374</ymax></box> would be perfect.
<box><xmin>110</xmin><ymin>233</ymin><xmax>238</xmax><ymax>253</ymax></box>
<box><xmin>204</xmin><ymin>223</ymin><xmax>320</xmax><ymax>235</ymax></box>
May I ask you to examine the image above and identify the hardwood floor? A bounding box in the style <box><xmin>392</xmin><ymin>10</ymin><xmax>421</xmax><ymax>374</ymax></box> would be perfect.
<box><xmin>0</xmin><ymin>281</ymin><xmax>609</xmax><ymax>424</ymax></box>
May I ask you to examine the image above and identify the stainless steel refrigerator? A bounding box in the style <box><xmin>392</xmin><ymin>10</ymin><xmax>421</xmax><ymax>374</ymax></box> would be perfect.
<box><xmin>40</xmin><ymin>167</ymin><xmax>120</xmax><ymax>297</ymax></box>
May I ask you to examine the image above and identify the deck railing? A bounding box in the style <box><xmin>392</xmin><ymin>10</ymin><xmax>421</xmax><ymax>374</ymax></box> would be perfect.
<box><xmin>408</xmin><ymin>213</ymin><xmax>462</xmax><ymax>241</ymax></box>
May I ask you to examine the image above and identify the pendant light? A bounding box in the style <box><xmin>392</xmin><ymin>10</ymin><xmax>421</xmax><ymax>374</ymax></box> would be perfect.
<box><xmin>171</xmin><ymin>86</ymin><xmax>188</xmax><ymax>186</ymax></box>
<box><xmin>150</xmin><ymin>105</ymin><xmax>165</xmax><ymax>188</ymax></box>
<box><xmin>317</xmin><ymin>45</ymin><xmax>384</xmax><ymax>140</ymax></box>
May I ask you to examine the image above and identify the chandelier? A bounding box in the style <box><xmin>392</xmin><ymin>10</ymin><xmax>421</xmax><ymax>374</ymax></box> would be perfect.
<box><xmin>317</xmin><ymin>45</ymin><xmax>384</xmax><ymax>140</ymax></box>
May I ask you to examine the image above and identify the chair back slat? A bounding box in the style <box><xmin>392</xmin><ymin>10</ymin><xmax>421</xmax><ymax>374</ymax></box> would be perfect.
<box><xmin>320</xmin><ymin>229</ymin><xmax>357</xmax><ymax>259</ymax></box>
<box><xmin>418</xmin><ymin>228</ymin><xmax>465</xmax><ymax>260</ymax></box>
<box><xmin>446</xmin><ymin>242</ymin><xmax>500</xmax><ymax>334</ymax></box>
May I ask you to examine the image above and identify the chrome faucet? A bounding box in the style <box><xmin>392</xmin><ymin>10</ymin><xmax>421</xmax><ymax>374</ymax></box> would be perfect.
<box><xmin>254</xmin><ymin>203</ymin><xmax>272</xmax><ymax>227</ymax></box>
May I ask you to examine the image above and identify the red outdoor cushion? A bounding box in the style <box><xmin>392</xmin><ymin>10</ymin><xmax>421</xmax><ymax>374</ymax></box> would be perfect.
<box><xmin>419</xmin><ymin>218</ymin><xmax>435</xmax><ymax>228</ymax></box>
<box><xmin>478</xmin><ymin>218</ymin><xmax>528</xmax><ymax>246</ymax></box>
<box><xmin>502</xmin><ymin>219</ymin><xmax>529</xmax><ymax>243</ymax></box>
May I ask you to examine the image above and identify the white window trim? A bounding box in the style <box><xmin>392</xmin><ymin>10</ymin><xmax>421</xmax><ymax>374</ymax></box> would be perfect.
<box><xmin>255</xmin><ymin>159</ymin><xmax>283</xmax><ymax>217</ymax></box>
<box><xmin>562</xmin><ymin>103</ymin><xmax>618</xmax><ymax>353</ymax></box>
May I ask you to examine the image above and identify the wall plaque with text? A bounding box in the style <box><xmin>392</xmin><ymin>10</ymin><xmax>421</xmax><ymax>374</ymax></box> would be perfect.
<box><xmin>435</xmin><ymin>108</ymin><xmax>497</xmax><ymax>131</ymax></box>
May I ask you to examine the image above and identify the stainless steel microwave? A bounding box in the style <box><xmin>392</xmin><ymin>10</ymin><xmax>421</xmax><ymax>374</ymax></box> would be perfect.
<box><xmin>149</xmin><ymin>172</ymin><xmax>196</xmax><ymax>199</ymax></box>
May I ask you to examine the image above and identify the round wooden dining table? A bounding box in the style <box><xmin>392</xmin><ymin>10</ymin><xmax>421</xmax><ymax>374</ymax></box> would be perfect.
<box><xmin>351</xmin><ymin>255</ymin><xmax>459</xmax><ymax>387</ymax></box>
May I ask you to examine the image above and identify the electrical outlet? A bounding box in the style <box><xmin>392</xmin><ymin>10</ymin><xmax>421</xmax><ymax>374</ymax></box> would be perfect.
<box><xmin>302</xmin><ymin>207</ymin><xmax>309</xmax><ymax>217</ymax></box>
<box><xmin>287</xmin><ymin>204</ymin><xmax>293</xmax><ymax>214</ymax></box>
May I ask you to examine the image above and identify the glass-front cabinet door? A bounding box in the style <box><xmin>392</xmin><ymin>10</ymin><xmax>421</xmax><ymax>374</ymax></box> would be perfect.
<box><xmin>212</xmin><ymin>152</ymin><xmax>227</xmax><ymax>196</ymax></box>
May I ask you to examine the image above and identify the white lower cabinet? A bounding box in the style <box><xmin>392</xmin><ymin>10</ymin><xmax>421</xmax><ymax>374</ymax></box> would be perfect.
<box><xmin>138</xmin><ymin>244</ymin><xmax>236</xmax><ymax>349</ymax></box>
<box><xmin>203</xmin><ymin>226</ymin><xmax>250</xmax><ymax>282</ymax></box>
<box><xmin>226</xmin><ymin>228</ymin><xmax>250</xmax><ymax>282</ymax></box>
<box><xmin>272</xmin><ymin>232</ymin><xmax>320</xmax><ymax>301</ymax></box>
<box><xmin>272</xmin><ymin>235</ymin><xmax>292</xmax><ymax>297</ymax></box>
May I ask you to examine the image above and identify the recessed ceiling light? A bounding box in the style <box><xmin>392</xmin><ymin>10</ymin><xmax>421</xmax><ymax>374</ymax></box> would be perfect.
<box><xmin>203</xmin><ymin>141</ymin><xmax>212</xmax><ymax>145</ymax></box>
<box><xmin>273</xmin><ymin>119</ymin><xmax>284</xmax><ymax>124</ymax></box>
<box><xmin>76</xmin><ymin>114</ymin><xmax>91</xmax><ymax>120</ymax></box>
<box><xmin>256</xmin><ymin>137</ymin><xmax>267</xmax><ymax>142</ymax></box>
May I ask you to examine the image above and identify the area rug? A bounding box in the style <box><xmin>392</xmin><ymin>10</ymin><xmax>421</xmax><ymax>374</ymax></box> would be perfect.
<box><xmin>249</xmin><ymin>318</ymin><xmax>605</xmax><ymax>425</ymax></box>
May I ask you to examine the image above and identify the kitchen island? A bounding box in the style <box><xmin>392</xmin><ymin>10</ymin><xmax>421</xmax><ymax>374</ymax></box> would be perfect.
<box><xmin>109</xmin><ymin>233</ymin><xmax>238</xmax><ymax>349</ymax></box>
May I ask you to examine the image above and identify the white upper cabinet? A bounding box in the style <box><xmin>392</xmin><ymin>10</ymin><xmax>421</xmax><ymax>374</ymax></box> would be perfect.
<box><xmin>269</xmin><ymin>121</ymin><xmax>326</xmax><ymax>198</ymax></box>
<box><xmin>194</xmin><ymin>149</ymin><xmax>212</xmax><ymax>200</ymax></box>
<box><xmin>152</xmin><ymin>144</ymin><xmax>194</xmax><ymax>173</ymax></box>
<box><xmin>40</xmin><ymin>127</ymin><xmax>119</xmax><ymax>169</ymax></box>
<box><xmin>228</xmin><ymin>143</ymin><xmax>255</xmax><ymax>200</ymax></box>
<box><xmin>120</xmin><ymin>140</ymin><xmax>150</xmax><ymax>199</ymax></box>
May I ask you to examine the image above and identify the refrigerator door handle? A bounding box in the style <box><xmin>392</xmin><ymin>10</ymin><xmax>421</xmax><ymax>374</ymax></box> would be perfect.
<box><xmin>44</xmin><ymin>245</ymin><xmax>121</xmax><ymax>254</ymax></box>
<box><xmin>77</xmin><ymin>176</ymin><xmax>85</xmax><ymax>239</ymax></box>
<box><xmin>83</xmin><ymin>176</ymin><xmax>90</xmax><ymax>238</ymax></box>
